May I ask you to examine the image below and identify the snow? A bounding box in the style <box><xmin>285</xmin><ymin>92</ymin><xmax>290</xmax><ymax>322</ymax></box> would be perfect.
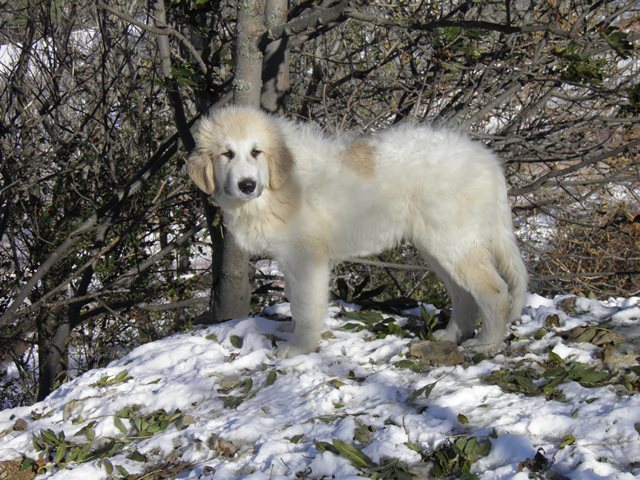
<box><xmin>1</xmin><ymin>295</ymin><xmax>639</xmax><ymax>479</ymax></box>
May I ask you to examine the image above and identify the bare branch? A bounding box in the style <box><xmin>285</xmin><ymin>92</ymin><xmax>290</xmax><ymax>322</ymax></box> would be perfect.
<box><xmin>263</xmin><ymin>0</ymin><xmax>351</xmax><ymax>44</ymax></box>
<box><xmin>342</xmin><ymin>257</ymin><xmax>432</xmax><ymax>272</ymax></box>
<box><xmin>512</xmin><ymin>139</ymin><xmax>640</xmax><ymax>196</ymax></box>
<box><xmin>0</xmin><ymin>132</ymin><xmax>180</xmax><ymax>328</ymax></box>
<box><xmin>97</xmin><ymin>1</ymin><xmax>207</xmax><ymax>75</ymax></box>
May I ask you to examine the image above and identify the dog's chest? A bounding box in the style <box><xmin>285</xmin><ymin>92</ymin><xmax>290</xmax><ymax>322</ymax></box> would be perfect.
<box><xmin>224</xmin><ymin>207</ymin><xmax>282</xmax><ymax>256</ymax></box>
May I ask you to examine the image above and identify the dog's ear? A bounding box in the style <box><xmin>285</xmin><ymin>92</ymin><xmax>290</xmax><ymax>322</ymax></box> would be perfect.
<box><xmin>187</xmin><ymin>150</ymin><xmax>216</xmax><ymax>195</ymax></box>
<box><xmin>268</xmin><ymin>141</ymin><xmax>294</xmax><ymax>191</ymax></box>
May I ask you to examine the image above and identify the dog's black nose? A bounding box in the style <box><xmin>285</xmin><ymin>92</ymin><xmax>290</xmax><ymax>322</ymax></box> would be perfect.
<box><xmin>238</xmin><ymin>179</ymin><xmax>257</xmax><ymax>194</ymax></box>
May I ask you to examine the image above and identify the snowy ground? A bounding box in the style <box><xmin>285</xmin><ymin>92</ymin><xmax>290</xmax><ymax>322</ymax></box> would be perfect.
<box><xmin>1</xmin><ymin>294</ymin><xmax>639</xmax><ymax>480</ymax></box>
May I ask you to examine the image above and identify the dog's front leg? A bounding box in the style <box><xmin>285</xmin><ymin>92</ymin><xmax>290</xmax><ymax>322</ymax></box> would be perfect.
<box><xmin>277</xmin><ymin>252</ymin><xmax>329</xmax><ymax>358</ymax></box>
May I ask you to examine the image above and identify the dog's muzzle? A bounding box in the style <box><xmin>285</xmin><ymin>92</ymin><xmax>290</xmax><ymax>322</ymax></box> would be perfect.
<box><xmin>224</xmin><ymin>177</ymin><xmax>263</xmax><ymax>200</ymax></box>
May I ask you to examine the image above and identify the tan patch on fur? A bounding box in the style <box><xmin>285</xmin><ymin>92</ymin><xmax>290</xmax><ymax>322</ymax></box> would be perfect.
<box><xmin>268</xmin><ymin>140</ymin><xmax>294</xmax><ymax>190</ymax></box>
<box><xmin>340</xmin><ymin>141</ymin><xmax>376</xmax><ymax>177</ymax></box>
<box><xmin>454</xmin><ymin>248</ymin><xmax>507</xmax><ymax>298</ymax></box>
<box><xmin>187</xmin><ymin>151</ymin><xmax>216</xmax><ymax>194</ymax></box>
<box><xmin>268</xmin><ymin>177</ymin><xmax>301</xmax><ymax>227</ymax></box>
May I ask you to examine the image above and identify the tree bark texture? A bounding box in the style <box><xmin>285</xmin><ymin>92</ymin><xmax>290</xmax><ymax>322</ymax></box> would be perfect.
<box><xmin>207</xmin><ymin>0</ymin><xmax>267</xmax><ymax>321</ymax></box>
<box><xmin>262</xmin><ymin>0</ymin><xmax>290</xmax><ymax>113</ymax></box>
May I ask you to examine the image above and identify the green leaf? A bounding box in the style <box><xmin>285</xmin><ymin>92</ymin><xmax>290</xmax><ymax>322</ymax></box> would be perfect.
<box><xmin>54</xmin><ymin>444</ymin><xmax>66</xmax><ymax>465</ymax></box>
<box><xmin>92</xmin><ymin>371</ymin><xmax>131</xmax><ymax>388</ymax></box>
<box><xmin>328</xmin><ymin>378</ymin><xmax>346</xmax><ymax>389</ymax></box>
<box><xmin>221</xmin><ymin>396</ymin><xmax>244</xmax><ymax>409</ymax></box>
<box><xmin>114</xmin><ymin>370</ymin><xmax>130</xmax><ymax>383</ymax></box>
<box><xmin>332</xmin><ymin>438</ymin><xmax>374</xmax><ymax>469</ymax></box>
<box><xmin>243</xmin><ymin>378</ymin><xmax>253</xmax><ymax>394</ymax></box>
<box><xmin>533</xmin><ymin>328</ymin><xmax>549</xmax><ymax>340</ymax></box>
<box><xmin>20</xmin><ymin>457</ymin><xmax>35</xmax><ymax>471</ymax></box>
<box><xmin>289</xmin><ymin>434</ymin><xmax>304</xmax><ymax>444</ymax></box>
<box><xmin>335</xmin><ymin>278</ymin><xmax>350</xmax><ymax>300</ymax></box>
<box><xmin>342</xmin><ymin>322</ymin><xmax>365</xmax><ymax>331</ymax></box>
<box><xmin>264</xmin><ymin>370</ymin><xmax>277</xmax><ymax>387</ymax></box>
<box><xmin>102</xmin><ymin>458</ymin><xmax>114</xmax><ymax>475</ymax></box>
<box><xmin>560</xmin><ymin>435</ymin><xmax>576</xmax><ymax>448</ymax></box>
<box><xmin>566</xmin><ymin>326</ymin><xmax>624</xmax><ymax>346</ymax></box>
<box><xmin>127</xmin><ymin>450</ymin><xmax>146</xmax><ymax>462</ymax></box>
<box><xmin>114</xmin><ymin>415</ymin><xmax>128</xmax><ymax>434</ymax></box>
<box><xmin>115</xmin><ymin>465</ymin><xmax>130</xmax><ymax>476</ymax></box>
<box><xmin>407</xmin><ymin>381</ymin><xmax>437</xmax><ymax>404</ymax></box>
<box><xmin>483</xmin><ymin>369</ymin><xmax>539</xmax><ymax>396</ymax></box>
<box><xmin>405</xmin><ymin>441</ymin><xmax>422</xmax><ymax>453</ymax></box>
<box><xmin>549</xmin><ymin>350</ymin><xmax>565</xmax><ymax>365</ymax></box>
<box><xmin>567</xmin><ymin>363</ymin><xmax>610</xmax><ymax>387</ymax></box>
<box><xmin>343</xmin><ymin>310</ymin><xmax>385</xmax><ymax>325</ymax></box>
<box><xmin>454</xmin><ymin>436</ymin><xmax>491</xmax><ymax>462</ymax></box>
<box><xmin>168</xmin><ymin>410</ymin><xmax>183</xmax><ymax>423</ymax></box>
<box><xmin>314</xmin><ymin>440</ymin><xmax>338</xmax><ymax>454</ymax></box>
<box><xmin>458</xmin><ymin>413</ymin><xmax>470</xmax><ymax>425</ymax></box>
<box><xmin>354</xmin><ymin>420</ymin><xmax>374</xmax><ymax>445</ymax></box>
<box><xmin>601</xmin><ymin>27</ymin><xmax>633</xmax><ymax>59</ymax></box>
<box><xmin>75</xmin><ymin>443</ymin><xmax>91</xmax><ymax>463</ymax></box>
<box><xmin>394</xmin><ymin>359</ymin><xmax>427</xmax><ymax>373</ymax></box>
<box><xmin>544</xmin><ymin>314</ymin><xmax>561</xmax><ymax>328</ymax></box>
<box><xmin>353</xmin><ymin>284</ymin><xmax>387</xmax><ymax>302</ymax></box>
<box><xmin>230</xmin><ymin>335</ymin><xmax>243</xmax><ymax>348</ymax></box>
<box><xmin>41</xmin><ymin>428</ymin><xmax>60</xmax><ymax>446</ymax></box>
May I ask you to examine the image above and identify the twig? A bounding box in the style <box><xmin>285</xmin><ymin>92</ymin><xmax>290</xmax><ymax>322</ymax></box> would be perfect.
<box><xmin>342</xmin><ymin>9</ymin><xmax>571</xmax><ymax>38</ymax></box>
<box><xmin>342</xmin><ymin>257</ymin><xmax>433</xmax><ymax>272</ymax></box>
<box><xmin>97</xmin><ymin>1</ymin><xmax>207</xmax><ymax>75</ymax></box>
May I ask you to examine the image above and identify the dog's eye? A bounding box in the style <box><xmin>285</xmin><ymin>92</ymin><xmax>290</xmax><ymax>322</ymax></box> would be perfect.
<box><xmin>251</xmin><ymin>148</ymin><xmax>262</xmax><ymax>158</ymax></box>
<box><xmin>222</xmin><ymin>150</ymin><xmax>235</xmax><ymax>159</ymax></box>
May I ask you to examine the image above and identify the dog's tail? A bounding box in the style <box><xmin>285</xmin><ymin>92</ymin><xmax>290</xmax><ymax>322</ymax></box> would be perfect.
<box><xmin>493</xmin><ymin>204</ymin><xmax>528</xmax><ymax>322</ymax></box>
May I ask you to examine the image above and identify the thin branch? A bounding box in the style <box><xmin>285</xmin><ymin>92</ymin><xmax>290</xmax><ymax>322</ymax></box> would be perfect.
<box><xmin>342</xmin><ymin>257</ymin><xmax>433</xmax><ymax>272</ymax></box>
<box><xmin>0</xmin><ymin>132</ymin><xmax>180</xmax><ymax>328</ymax></box>
<box><xmin>96</xmin><ymin>1</ymin><xmax>207</xmax><ymax>75</ymax></box>
<box><xmin>262</xmin><ymin>0</ymin><xmax>351</xmax><ymax>45</ymax></box>
<box><xmin>110</xmin><ymin>219</ymin><xmax>207</xmax><ymax>289</ymax></box>
<box><xmin>342</xmin><ymin>9</ymin><xmax>571</xmax><ymax>38</ymax></box>
<box><xmin>512</xmin><ymin>139</ymin><xmax>640</xmax><ymax>196</ymax></box>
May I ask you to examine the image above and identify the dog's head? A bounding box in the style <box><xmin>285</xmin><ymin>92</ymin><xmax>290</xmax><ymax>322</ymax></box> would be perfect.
<box><xmin>187</xmin><ymin>106</ymin><xmax>294</xmax><ymax>202</ymax></box>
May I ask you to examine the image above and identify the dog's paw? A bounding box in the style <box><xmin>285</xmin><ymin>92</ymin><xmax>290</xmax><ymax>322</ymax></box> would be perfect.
<box><xmin>432</xmin><ymin>329</ymin><xmax>457</xmax><ymax>343</ymax></box>
<box><xmin>276</xmin><ymin>341</ymin><xmax>317</xmax><ymax>359</ymax></box>
<box><xmin>461</xmin><ymin>337</ymin><xmax>502</xmax><ymax>354</ymax></box>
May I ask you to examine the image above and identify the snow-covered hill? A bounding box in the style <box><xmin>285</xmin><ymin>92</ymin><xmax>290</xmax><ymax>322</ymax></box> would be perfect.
<box><xmin>1</xmin><ymin>294</ymin><xmax>639</xmax><ymax>479</ymax></box>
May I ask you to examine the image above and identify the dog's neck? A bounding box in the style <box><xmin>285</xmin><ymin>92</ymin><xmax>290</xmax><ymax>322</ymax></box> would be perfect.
<box><xmin>217</xmin><ymin>180</ymin><xmax>302</xmax><ymax>255</ymax></box>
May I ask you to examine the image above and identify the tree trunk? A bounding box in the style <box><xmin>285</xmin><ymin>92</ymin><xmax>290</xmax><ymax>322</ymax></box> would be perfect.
<box><xmin>262</xmin><ymin>0</ymin><xmax>290</xmax><ymax>113</ymax></box>
<box><xmin>205</xmin><ymin>0</ymin><xmax>267</xmax><ymax>321</ymax></box>
<box><xmin>36</xmin><ymin>311</ymin><xmax>69</xmax><ymax>401</ymax></box>
<box><xmin>234</xmin><ymin>0</ymin><xmax>266</xmax><ymax>106</ymax></box>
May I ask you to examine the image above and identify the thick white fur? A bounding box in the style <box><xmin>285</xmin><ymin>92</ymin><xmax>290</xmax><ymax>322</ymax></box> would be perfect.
<box><xmin>188</xmin><ymin>106</ymin><xmax>528</xmax><ymax>357</ymax></box>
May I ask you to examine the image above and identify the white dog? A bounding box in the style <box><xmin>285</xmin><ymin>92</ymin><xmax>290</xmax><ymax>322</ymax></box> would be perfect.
<box><xmin>188</xmin><ymin>106</ymin><xmax>528</xmax><ymax>357</ymax></box>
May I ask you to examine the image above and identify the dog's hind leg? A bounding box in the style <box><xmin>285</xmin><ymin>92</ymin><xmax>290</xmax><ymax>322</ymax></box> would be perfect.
<box><xmin>449</xmin><ymin>247</ymin><xmax>511</xmax><ymax>352</ymax></box>
<box><xmin>435</xmin><ymin>280</ymin><xmax>478</xmax><ymax>344</ymax></box>
<box><xmin>417</xmin><ymin>250</ymin><xmax>478</xmax><ymax>343</ymax></box>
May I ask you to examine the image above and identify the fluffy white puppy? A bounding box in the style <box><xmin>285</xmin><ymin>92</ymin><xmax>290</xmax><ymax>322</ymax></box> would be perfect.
<box><xmin>188</xmin><ymin>106</ymin><xmax>528</xmax><ymax>357</ymax></box>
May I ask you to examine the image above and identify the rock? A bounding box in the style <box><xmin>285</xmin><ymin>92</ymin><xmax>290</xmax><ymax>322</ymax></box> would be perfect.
<box><xmin>408</xmin><ymin>340</ymin><xmax>464</xmax><ymax>366</ymax></box>
<box><xmin>603</xmin><ymin>343</ymin><xmax>640</xmax><ymax>370</ymax></box>
<box><xmin>12</xmin><ymin>419</ymin><xmax>27</xmax><ymax>432</ymax></box>
<box><xmin>0</xmin><ymin>460</ymin><xmax>35</xmax><ymax>480</ymax></box>
<box><xmin>175</xmin><ymin>414</ymin><xmax>195</xmax><ymax>430</ymax></box>
<box><xmin>207</xmin><ymin>434</ymin><xmax>238</xmax><ymax>457</ymax></box>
